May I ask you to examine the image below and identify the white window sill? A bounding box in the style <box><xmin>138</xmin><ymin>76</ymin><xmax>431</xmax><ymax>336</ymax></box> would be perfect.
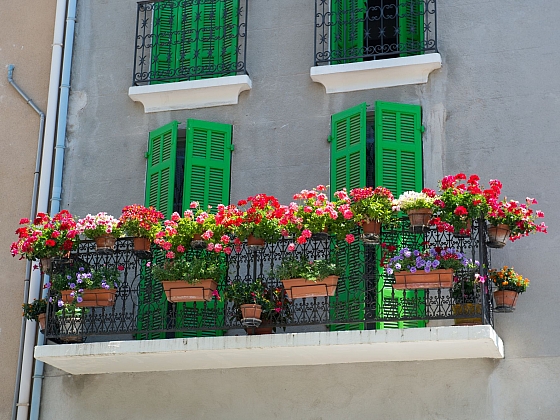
<box><xmin>128</xmin><ymin>74</ymin><xmax>252</xmax><ymax>113</ymax></box>
<box><xmin>310</xmin><ymin>53</ymin><xmax>442</xmax><ymax>94</ymax></box>
<box><xmin>35</xmin><ymin>325</ymin><xmax>503</xmax><ymax>375</ymax></box>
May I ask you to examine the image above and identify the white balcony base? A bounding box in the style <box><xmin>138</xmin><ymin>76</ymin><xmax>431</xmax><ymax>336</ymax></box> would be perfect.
<box><xmin>35</xmin><ymin>326</ymin><xmax>503</xmax><ymax>375</ymax></box>
<box><xmin>128</xmin><ymin>74</ymin><xmax>252</xmax><ymax>113</ymax></box>
<box><xmin>310</xmin><ymin>53</ymin><xmax>442</xmax><ymax>93</ymax></box>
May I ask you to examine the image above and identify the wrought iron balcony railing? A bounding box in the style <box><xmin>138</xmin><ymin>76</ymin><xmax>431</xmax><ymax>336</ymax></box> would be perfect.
<box><xmin>43</xmin><ymin>219</ymin><xmax>493</xmax><ymax>343</ymax></box>
<box><xmin>133</xmin><ymin>0</ymin><xmax>248</xmax><ymax>86</ymax></box>
<box><xmin>314</xmin><ymin>0</ymin><xmax>437</xmax><ymax>66</ymax></box>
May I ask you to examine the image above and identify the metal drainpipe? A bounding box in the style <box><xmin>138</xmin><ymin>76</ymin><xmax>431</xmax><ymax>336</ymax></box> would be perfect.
<box><xmin>13</xmin><ymin>0</ymin><xmax>68</xmax><ymax>418</ymax></box>
<box><xmin>7</xmin><ymin>65</ymin><xmax>45</xmax><ymax>420</ymax></box>
<box><xmin>29</xmin><ymin>0</ymin><xmax>78</xmax><ymax>417</ymax></box>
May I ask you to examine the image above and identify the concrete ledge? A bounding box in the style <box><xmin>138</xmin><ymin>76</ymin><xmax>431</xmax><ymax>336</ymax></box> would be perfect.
<box><xmin>35</xmin><ymin>326</ymin><xmax>503</xmax><ymax>375</ymax></box>
<box><xmin>310</xmin><ymin>53</ymin><xmax>442</xmax><ymax>93</ymax></box>
<box><xmin>128</xmin><ymin>74</ymin><xmax>252</xmax><ymax>113</ymax></box>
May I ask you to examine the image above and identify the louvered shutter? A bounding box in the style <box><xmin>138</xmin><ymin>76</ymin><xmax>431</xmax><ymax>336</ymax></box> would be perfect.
<box><xmin>177</xmin><ymin>119</ymin><xmax>232</xmax><ymax>338</ymax></box>
<box><xmin>374</xmin><ymin>101</ymin><xmax>425</xmax><ymax>329</ymax></box>
<box><xmin>137</xmin><ymin>121</ymin><xmax>179</xmax><ymax>339</ymax></box>
<box><xmin>220</xmin><ymin>0</ymin><xmax>239</xmax><ymax>76</ymax></box>
<box><xmin>398</xmin><ymin>0</ymin><xmax>424</xmax><ymax>57</ymax></box>
<box><xmin>329</xmin><ymin>103</ymin><xmax>366</xmax><ymax>331</ymax></box>
<box><xmin>177</xmin><ymin>2</ymin><xmax>198</xmax><ymax>81</ymax></box>
<box><xmin>151</xmin><ymin>1</ymin><xmax>180</xmax><ymax>84</ymax></box>
<box><xmin>330</xmin><ymin>0</ymin><xmax>365</xmax><ymax>64</ymax></box>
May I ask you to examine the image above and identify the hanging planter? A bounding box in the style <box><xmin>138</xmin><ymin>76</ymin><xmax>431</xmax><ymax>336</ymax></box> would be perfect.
<box><xmin>452</xmin><ymin>303</ymin><xmax>482</xmax><ymax>326</ymax></box>
<box><xmin>240</xmin><ymin>303</ymin><xmax>262</xmax><ymax>319</ymax></box>
<box><xmin>493</xmin><ymin>290</ymin><xmax>518</xmax><ymax>312</ymax></box>
<box><xmin>407</xmin><ymin>208</ymin><xmax>433</xmax><ymax>232</ymax></box>
<box><xmin>392</xmin><ymin>269</ymin><xmax>454</xmax><ymax>290</ymax></box>
<box><xmin>161</xmin><ymin>279</ymin><xmax>218</xmax><ymax>303</ymax></box>
<box><xmin>247</xmin><ymin>234</ymin><xmax>265</xmax><ymax>247</ymax></box>
<box><xmin>95</xmin><ymin>234</ymin><xmax>117</xmax><ymax>252</ymax></box>
<box><xmin>39</xmin><ymin>257</ymin><xmax>52</xmax><ymax>274</ymax></box>
<box><xmin>360</xmin><ymin>220</ymin><xmax>380</xmax><ymax>244</ymax></box>
<box><xmin>133</xmin><ymin>237</ymin><xmax>151</xmax><ymax>252</ymax></box>
<box><xmin>61</xmin><ymin>289</ymin><xmax>117</xmax><ymax>307</ymax></box>
<box><xmin>191</xmin><ymin>234</ymin><xmax>206</xmax><ymax>250</ymax></box>
<box><xmin>282</xmin><ymin>276</ymin><xmax>338</xmax><ymax>299</ymax></box>
<box><xmin>487</xmin><ymin>224</ymin><xmax>510</xmax><ymax>248</ymax></box>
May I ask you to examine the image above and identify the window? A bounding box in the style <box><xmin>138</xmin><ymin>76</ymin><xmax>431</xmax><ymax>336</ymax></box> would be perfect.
<box><xmin>330</xmin><ymin>0</ymin><xmax>425</xmax><ymax>64</ymax></box>
<box><xmin>329</xmin><ymin>101</ymin><xmax>425</xmax><ymax>330</ymax></box>
<box><xmin>137</xmin><ymin>119</ymin><xmax>233</xmax><ymax>339</ymax></box>
<box><xmin>151</xmin><ymin>0</ymin><xmax>241</xmax><ymax>83</ymax></box>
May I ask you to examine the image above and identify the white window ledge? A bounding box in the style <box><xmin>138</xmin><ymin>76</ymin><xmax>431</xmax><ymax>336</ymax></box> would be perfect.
<box><xmin>35</xmin><ymin>325</ymin><xmax>503</xmax><ymax>375</ymax></box>
<box><xmin>128</xmin><ymin>74</ymin><xmax>252</xmax><ymax>113</ymax></box>
<box><xmin>310</xmin><ymin>53</ymin><xmax>442</xmax><ymax>94</ymax></box>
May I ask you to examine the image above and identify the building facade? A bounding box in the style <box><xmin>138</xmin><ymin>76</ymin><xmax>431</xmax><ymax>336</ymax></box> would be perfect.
<box><xmin>10</xmin><ymin>0</ymin><xmax>560</xmax><ymax>419</ymax></box>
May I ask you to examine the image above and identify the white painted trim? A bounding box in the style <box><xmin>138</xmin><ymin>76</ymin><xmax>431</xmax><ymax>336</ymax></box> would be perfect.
<box><xmin>310</xmin><ymin>53</ymin><xmax>442</xmax><ymax>93</ymax></box>
<box><xmin>35</xmin><ymin>325</ymin><xmax>503</xmax><ymax>375</ymax></box>
<box><xmin>128</xmin><ymin>74</ymin><xmax>252</xmax><ymax>113</ymax></box>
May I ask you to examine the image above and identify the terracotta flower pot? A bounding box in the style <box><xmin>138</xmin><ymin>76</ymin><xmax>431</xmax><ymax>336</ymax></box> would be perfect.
<box><xmin>61</xmin><ymin>289</ymin><xmax>117</xmax><ymax>307</ymax></box>
<box><xmin>487</xmin><ymin>224</ymin><xmax>510</xmax><ymax>249</ymax></box>
<box><xmin>452</xmin><ymin>303</ymin><xmax>482</xmax><ymax>326</ymax></box>
<box><xmin>494</xmin><ymin>290</ymin><xmax>518</xmax><ymax>312</ymax></box>
<box><xmin>133</xmin><ymin>237</ymin><xmax>151</xmax><ymax>252</ymax></box>
<box><xmin>240</xmin><ymin>303</ymin><xmax>262</xmax><ymax>319</ymax></box>
<box><xmin>161</xmin><ymin>279</ymin><xmax>218</xmax><ymax>303</ymax></box>
<box><xmin>191</xmin><ymin>234</ymin><xmax>206</xmax><ymax>249</ymax></box>
<box><xmin>247</xmin><ymin>234</ymin><xmax>265</xmax><ymax>247</ymax></box>
<box><xmin>361</xmin><ymin>220</ymin><xmax>381</xmax><ymax>235</ymax></box>
<box><xmin>38</xmin><ymin>313</ymin><xmax>46</xmax><ymax>331</ymax></box>
<box><xmin>39</xmin><ymin>257</ymin><xmax>52</xmax><ymax>273</ymax></box>
<box><xmin>281</xmin><ymin>276</ymin><xmax>338</xmax><ymax>299</ymax></box>
<box><xmin>407</xmin><ymin>208</ymin><xmax>433</xmax><ymax>232</ymax></box>
<box><xmin>95</xmin><ymin>234</ymin><xmax>116</xmax><ymax>251</ymax></box>
<box><xmin>392</xmin><ymin>269</ymin><xmax>454</xmax><ymax>290</ymax></box>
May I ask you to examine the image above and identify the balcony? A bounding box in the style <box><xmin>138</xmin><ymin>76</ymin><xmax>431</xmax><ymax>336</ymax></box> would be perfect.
<box><xmin>311</xmin><ymin>0</ymin><xmax>441</xmax><ymax>93</ymax></box>
<box><xmin>35</xmin><ymin>220</ymin><xmax>504</xmax><ymax>374</ymax></box>
<box><xmin>129</xmin><ymin>0</ymin><xmax>251</xmax><ymax>112</ymax></box>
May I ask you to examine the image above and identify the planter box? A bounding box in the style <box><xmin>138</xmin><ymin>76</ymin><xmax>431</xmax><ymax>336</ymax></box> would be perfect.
<box><xmin>61</xmin><ymin>289</ymin><xmax>117</xmax><ymax>307</ymax></box>
<box><xmin>452</xmin><ymin>303</ymin><xmax>482</xmax><ymax>326</ymax></box>
<box><xmin>161</xmin><ymin>279</ymin><xmax>217</xmax><ymax>303</ymax></box>
<box><xmin>282</xmin><ymin>276</ymin><xmax>338</xmax><ymax>299</ymax></box>
<box><xmin>392</xmin><ymin>269</ymin><xmax>454</xmax><ymax>290</ymax></box>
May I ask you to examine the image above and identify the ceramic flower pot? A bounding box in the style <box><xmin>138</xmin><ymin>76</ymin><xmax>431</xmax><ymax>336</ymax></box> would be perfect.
<box><xmin>61</xmin><ymin>289</ymin><xmax>117</xmax><ymax>307</ymax></box>
<box><xmin>487</xmin><ymin>224</ymin><xmax>510</xmax><ymax>248</ymax></box>
<box><xmin>133</xmin><ymin>237</ymin><xmax>151</xmax><ymax>252</ymax></box>
<box><xmin>240</xmin><ymin>303</ymin><xmax>262</xmax><ymax>319</ymax></box>
<box><xmin>494</xmin><ymin>290</ymin><xmax>518</xmax><ymax>312</ymax></box>
<box><xmin>95</xmin><ymin>234</ymin><xmax>116</xmax><ymax>252</ymax></box>
<box><xmin>281</xmin><ymin>276</ymin><xmax>338</xmax><ymax>299</ymax></box>
<box><xmin>407</xmin><ymin>208</ymin><xmax>433</xmax><ymax>232</ymax></box>
<box><xmin>37</xmin><ymin>313</ymin><xmax>46</xmax><ymax>332</ymax></box>
<box><xmin>392</xmin><ymin>269</ymin><xmax>454</xmax><ymax>290</ymax></box>
<box><xmin>161</xmin><ymin>279</ymin><xmax>218</xmax><ymax>303</ymax></box>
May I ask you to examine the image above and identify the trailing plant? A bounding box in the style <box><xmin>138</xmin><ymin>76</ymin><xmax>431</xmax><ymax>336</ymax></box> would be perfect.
<box><xmin>487</xmin><ymin>198</ymin><xmax>547</xmax><ymax>241</ymax></box>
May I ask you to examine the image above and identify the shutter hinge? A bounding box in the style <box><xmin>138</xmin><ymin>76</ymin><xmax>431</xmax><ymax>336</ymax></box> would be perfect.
<box><xmin>327</xmin><ymin>135</ymin><xmax>333</xmax><ymax>143</ymax></box>
<box><xmin>230</xmin><ymin>144</ymin><xmax>235</xmax><ymax>151</ymax></box>
<box><xmin>420</xmin><ymin>125</ymin><xmax>426</xmax><ymax>133</ymax></box>
<box><xmin>144</xmin><ymin>152</ymin><xmax>149</xmax><ymax>158</ymax></box>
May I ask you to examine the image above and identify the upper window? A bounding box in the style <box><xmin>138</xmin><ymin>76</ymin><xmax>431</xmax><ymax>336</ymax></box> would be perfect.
<box><xmin>133</xmin><ymin>0</ymin><xmax>247</xmax><ymax>86</ymax></box>
<box><xmin>314</xmin><ymin>0</ymin><xmax>436</xmax><ymax>66</ymax></box>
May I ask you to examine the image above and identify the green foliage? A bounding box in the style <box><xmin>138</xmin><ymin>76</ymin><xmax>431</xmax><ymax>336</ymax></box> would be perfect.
<box><xmin>22</xmin><ymin>299</ymin><xmax>47</xmax><ymax>322</ymax></box>
<box><xmin>151</xmin><ymin>253</ymin><xmax>226</xmax><ymax>283</ymax></box>
<box><xmin>489</xmin><ymin>266</ymin><xmax>530</xmax><ymax>293</ymax></box>
<box><xmin>273</xmin><ymin>256</ymin><xmax>342</xmax><ymax>282</ymax></box>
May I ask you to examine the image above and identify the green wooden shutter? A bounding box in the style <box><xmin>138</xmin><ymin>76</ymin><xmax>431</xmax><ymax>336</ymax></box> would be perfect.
<box><xmin>374</xmin><ymin>101</ymin><xmax>425</xmax><ymax>329</ymax></box>
<box><xmin>329</xmin><ymin>103</ymin><xmax>366</xmax><ymax>331</ymax></box>
<box><xmin>177</xmin><ymin>2</ymin><xmax>197</xmax><ymax>80</ymax></box>
<box><xmin>137</xmin><ymin>121</ymin><xmax>179</xmax><ymax>340</ymax></box>
<box><xmin>398</xmin><ymin>0</ymin><xmax>424</xmax><ymax>57</ymax></box>
<box><xmin>330</xmin><ymin>0</ymin><xmax>365</xmax><ymax>64</ymax></box>
<box><xmin>151</xmin><ymin>1</ymin><xmax>181</xmax><ymax>84</ymax></box>
<box><xmin>220</xmin><ymin>0</ymin><xmax>239</xmax><ymax>76</ymax></box>
<box><xmin>176</xmin><ymin>119</ymin><xmax>232</xmax><ymax>338</ymax></box>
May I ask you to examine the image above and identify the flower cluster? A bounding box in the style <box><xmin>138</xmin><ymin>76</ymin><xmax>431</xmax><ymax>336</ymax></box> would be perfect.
<box><xmin>233</xmin><ymin>194</ymin><xmax>284</xmax><ymax>242</ymax></box>
<box><xmin>394</xmin><ymin>189</ymin><xmax>437</xmax><ymax>212</ymax></box>
<box><xmin>487</xmin><ymin>198</ymin><xmax>547</xmax><ymax>241</ymax></box>
<box><xmin>489</xmin><ymin>266</ymin><xmax>530</xmax><ymax>293</ymax></box>
<box><xmin>292</xmin><ymin>186</ymin><xmax>342</xmax><ymax>242</ymax></box>
<box><xmin>349</xmin><ymin>186</ymin><xmax>395</xmax><ymax>225</ymax></box>
<box><xmin>385</xmin><ymin>246</ymin><xmax>477</xmax><ymax>275</ymax></box>
<box><xmin>22</xmin><ymin>299</ymin><xmax>47</xmax><ymax>322</ymax></box>
<box><xmin>11</xmin><ymin>210</ymin><xmax>79</xmax><ymax>261</ymax></box>
<box><xmin>77</xmin><ymin>212</ymin><xmax>123</xmax><ymax>239</ymax></box>
<box><xmin>118</xmin><ymin>204</ymin><xmax>164</xmax><ymax>240</ymax></box>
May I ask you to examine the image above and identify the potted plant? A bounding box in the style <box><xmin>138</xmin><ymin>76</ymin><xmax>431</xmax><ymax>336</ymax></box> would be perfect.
<box><xmin>488</xmin><ymin>266</ymin><xmax>529</xmax><ymax>312</ymax></box>
<box><xmin>151</xmin><ymin>254</ymin><xmax>225</xmax><ymax>302</ymax></box>
<box><xmin>394</xmin><ymin>189</ymin><xmax>437</xmax><ymax>232</ymax></box>
<box><xmin>385</xmin><ymin>246</ymin><xmax>477</xmax><ymax>289</ymax></box>
<box><xmin>233</xmin><ymin>194</ymin><xmax>284</xmax><ymax>246</ymax></box>
<box><xmin>487</xmin><ymin>198</ymin><xmax>547</xmax><ymax>248</ymax></box>
<box><xmin>48</xmin><ymin>264</ymin><xmax>122</xmax><ymax>307</ymax></box>
<box><xmin>11</xmin><ymin>210</ymin><xmax>80</xmax><ymax>272</ymax></box>
<box><xmin>451</xmin><ymin>273</ymin><xmax>485</xmax><ymax>325</ymax></box>
<box><xmin>432</xmin><ymin>173</ymin><xmax>490</xmax><ymax>237</ymax></box>
<box><xmin>55</xmin><ymin>304</ymin><xmax>87</xmax><ymax>343</ymax></box>
<box><xmin>273</xmin><ymin>255</ymin><xmax>342</xmax><ymax>299</ymax></box>
<box><xmin>349</xmin><ymin>186</ymin><xmax>395</xmax><ymax>241</ymax></box>
<box><xmin>76</xmin><ymin>212</ymin><xmax>123</xmax><ymax>251</ymax></box>
<box><xmin>22</xmin><ymin>298</ymin><xmax>48</xmax><ymax>331</ymax></box>
<box><xmin>118</xmin><ymin>204</ymin><xmax>164</xmax><ymax>251</ymax></box>
<box><xmin>292</xmin><ymin>185</ymin><xmax>339</xmax><ymax>242</ymax></box>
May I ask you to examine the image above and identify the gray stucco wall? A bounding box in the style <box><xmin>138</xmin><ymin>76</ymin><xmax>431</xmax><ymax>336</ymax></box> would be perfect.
<box><xmin>42</xmin><ymin>0</ymin><xmax>560</xmax><ymax>418</ymax></box>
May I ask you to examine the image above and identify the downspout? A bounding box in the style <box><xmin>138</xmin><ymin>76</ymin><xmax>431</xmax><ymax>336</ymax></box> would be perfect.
<box><xmin>7</xmin><ymin>65</ymin><xmax>45</xmax><ymax>420</ymax></box>
<box><xmin>13</xmin><ymin>0</ymin><xmax>68</xmax><ymax>419</ymax></box>
<box><xmin>29</xmin><ymin>0</ymin><xmax>78</xmax><ymax>417</ymax></box>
